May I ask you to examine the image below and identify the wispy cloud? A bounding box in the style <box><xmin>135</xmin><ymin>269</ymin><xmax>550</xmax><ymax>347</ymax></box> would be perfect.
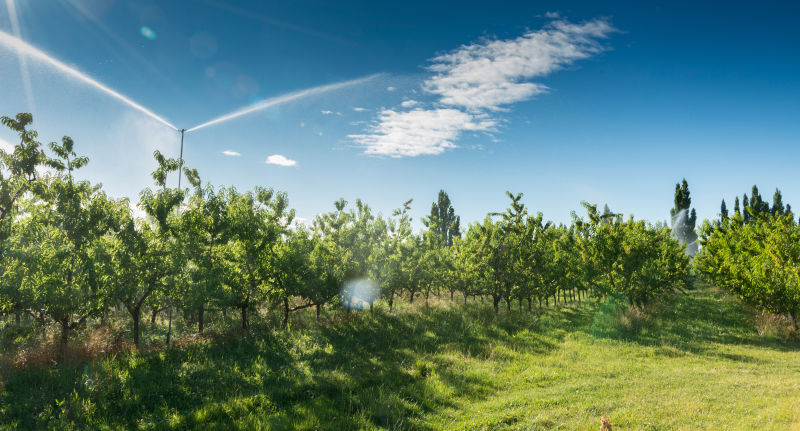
<box><xmin>266</xmin><ymin>154</ymin><xmax>297</xmax><ymax>167</ymax></box>
<box><xmin>321</xmin><ymin>110</ymin><xmax>334</xmax><ymax>115</ymax></box>
<box><xmin>350</xmin><ymin>108</ymin><xmax>495</xmax><ymax>157</ymax></box>
<box><xmin>353</xmin><ymin>107</ymin><xmax>367</xmax><ymax>112</ymax></box>
<box><xmin>544</xmin><ymin>11</ymin><xmax>561</xmax><ymax>19</ymax></box>
<box><xmin>386</xmin><ymin>86</ymin><xmax>396</xmax><ymax>92</ymax></box>
<box><xmin>425</xmin><ymin>19</ymin><xmax>614</xmax><ymax>111</ymax></box>
<box><xmin>352</xmin><ymin>19</ymin><xmax>615</xmax><ymax>157</ymax></box>
<box><xmin>222</xmin><ymin>150</ymin><xmax>241</xmax><ymax>156</ymax></box>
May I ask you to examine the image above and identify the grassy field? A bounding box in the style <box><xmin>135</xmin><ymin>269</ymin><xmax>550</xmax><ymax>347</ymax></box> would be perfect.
<box><xmin>1</xmin><ymin>286</ymin><xmax>799</xmax><ymax>430</ymax></box>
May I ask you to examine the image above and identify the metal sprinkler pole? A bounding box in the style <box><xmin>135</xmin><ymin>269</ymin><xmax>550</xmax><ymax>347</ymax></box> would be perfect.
<box><xmin>166</xmin><ymin>128</ymin><xmax>185</xmax><ymax>348</ymax></box>
<box><xmin>178</xmin><ymin>128</ymin><xmax>185</xmax><ymax>189</ymax></box>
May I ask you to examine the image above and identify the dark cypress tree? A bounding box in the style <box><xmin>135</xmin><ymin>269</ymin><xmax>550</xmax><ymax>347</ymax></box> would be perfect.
<box><xmin>743</xmin><ymin>194</ymin><xmax>750</xmax><ymax>221</ymax></box>
<box><xmin>750</xmin><ymin>185</ymin><xmax>767</xmax><ymax>216</ymax></box>
<box><xmin>733</xmin><ymin>196</ymin><xmax>740</xmax><ymax>215</ymax></box>
<box><xmin>720</xmin><ymin>199</ymin><xmax>728</xmax><ymax>221</ymax></box>
<box><xmin>786</xmin><ymin>204</ymin><xmax>792</xmax><ymax>217</ymax></box>
<box><xmin>772</xmin><ymin>188</ymin><xmax>785</xmax><ymax>215</ymax></box>
<box><xmin>426</xmin><ymin>190</ymin><xmax>461</xmax><ymax>247</ymax></box>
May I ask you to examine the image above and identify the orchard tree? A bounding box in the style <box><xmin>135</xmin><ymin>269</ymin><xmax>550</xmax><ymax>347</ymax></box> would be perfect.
<box><xmin>138</xmin><ymin>150</ymin><xmax>185</xmax><ymax>345</ymax></box>
<box><xmin>15</xmin><ymin>137</ymin><xmax>118</xmax><ymax>360</ymax></box>
<box><xmin>177</xmin><ymin>181</ymin><xmax>230</xmax><ymax>334</ymax></box>
<box><xmin>0</xmin><ymin>113</ymin><xmax>49</xmax><ymax>321</ymax></box>
<box><xmin>223</xmin><ymin>187</ymin><xmax>292</xmax><ymax>330</ymax></box>
<box><xmin>697</xmin><ymin>212</ymin><xmax>800</xmax><ymax>330</ymax></box>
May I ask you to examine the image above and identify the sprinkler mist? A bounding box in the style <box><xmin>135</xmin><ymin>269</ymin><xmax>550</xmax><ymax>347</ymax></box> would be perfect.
<box><xmin>0</xmin><ymin>30</ymin><xmax>177</xmax><ymax>130</ymax></box>
<box><xmin>185</xmin><ymin>73</ymin><xmax>383</xmax><ymax>132</ymax></box>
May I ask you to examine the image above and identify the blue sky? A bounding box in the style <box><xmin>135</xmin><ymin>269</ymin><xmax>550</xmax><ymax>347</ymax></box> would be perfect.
<box><xmin>1</xmin><ymin>0</ymin><xmax>799</xmax><ymax>228</ymax></box>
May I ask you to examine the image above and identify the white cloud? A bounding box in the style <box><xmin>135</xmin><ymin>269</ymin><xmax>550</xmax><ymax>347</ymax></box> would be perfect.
<box><xmin>353</xmin><ymin>107</ymin><xmax>367</xmax><ymax>112</ymax></box>
<box><xmin>386</xmin><ymin>86</ymin><xmax>396</xmax><ymax>92</ymax></box>
<box><xmin>424</xmin><ymin>19</ymin><xmax>614</xmax><ymax>111</ymax></box>
<box><xmin>0</xmin><ymin>137</ymin><xmax>13</xmax><ymax>153</ymax></box>
<box><xmin>321</xmin><ymin>110</ymin><xmax>334</xmax><ymax>115</ymax></box>
<box><xmin>544</xmin><ymin>11</ymin><xmax>561</xmax><ymax>19</ymax></box>
<box><xmin>349</xmin><ymin>108</ymin><xmax>495</xmax><ymax>157</ymax></box>
<box><xmin>352</xmin><ymin>19</ymin><xmax>614</xmax><ymax>158</ymax></box>
<box><xmin>266</xmin><ymin>154</ymin><xmax>297</xmax><ymax>167</ymax></box>
<box><xmin>222</xmin><ymin>150</ymin><xmax>241</xmax><ymax>156</ymax></box>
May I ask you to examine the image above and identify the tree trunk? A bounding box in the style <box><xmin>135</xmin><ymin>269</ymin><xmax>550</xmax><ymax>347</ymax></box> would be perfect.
<box><xmin>369</xmin><ymin>300</ymin><xmax>374</xmax><ymax>314</ymax></box>
<box><xmin>241</xmin><ymin>304</ymin><xmax>248</xmax><ymax>331</ymax></box>
<box><xmin>792</xmin><ymin>313</ymin><xmax>799</xmax><ymax>332</ymax></box>
<box><xmin>282</xmin><ymin>297</ymin><xmax>290</xmax><ymax>329</ymax></box>
<box><xmin>58</xmin><ymin>320</ymin><xmax>70</xmax><ymax>362</ymax></box>
<box><xmin>316</xmin><ymin>303</ymin><xmax>321</xmax><ymax>320</ymax></box>
<box><xmin>388</xmin><ymin>296</ymin><xmax>394</xmax><ymax>312</ymax></box>
<box><xmin>198</xmin><ymin>303</ymin><xmax>204</xmax><ymax>334</ymax></box>
<box><xmin>132</xmin><ymin>308</ymin><xmax>141</xmax><ymax>349</ymax></box>
<box><xmin>506</xmin><ymin>296</ymin><xmax>511</xmax><ymax>312</ymax></box>
<box><xmin>409</xmin><ymin>290</ymin><xmax>415</xmax><ymax>303</ymax></box>
<box><xmin>15</xmin><ymin>311</ymin><xmax>20</xmax><ymax>326</ymax></box>
<box><xmin>527</xmin><ymin>297</ymin><xmax>532</xmax><ymax>312</ymax></box>
<box><xmin>450</xmin><ymin>290</ymin><xmax>454</xmax><ymax>300</ymax></box>
<box><xmin>150</xmin><ymin>307</ymin><xmax>159</xmax><ymax>325</ymax></box>
<box><xmin>492</xmin><ymin>295</ymin><xmax>500</xmax><ymax>315</ymax></box>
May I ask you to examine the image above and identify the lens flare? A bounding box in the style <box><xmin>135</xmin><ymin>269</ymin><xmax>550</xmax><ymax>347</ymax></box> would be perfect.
<box><xmin>340</xmin><ymin>279</ymin><xmax>380</xmax><ymax>310</ymax></box>
<box><xmin>140</xmin><ymin>26</ymin><xmax>157</xmax><ymax>40</ymax></box>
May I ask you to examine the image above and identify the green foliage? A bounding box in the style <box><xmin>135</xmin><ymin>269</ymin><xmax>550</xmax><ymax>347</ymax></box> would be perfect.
<box><xmin>696</xmin><ymin>211</ymin><xmax>800</xmax><ymax>329</ymax></box>
<box><xmin>0</xmin><ymin>113</ymin><xmax>692</xmax><ymax>361</ymax></box>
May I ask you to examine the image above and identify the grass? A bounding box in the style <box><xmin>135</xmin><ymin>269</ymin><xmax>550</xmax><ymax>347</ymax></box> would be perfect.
<box><xmin>1</xmin><ymin>286</ymin><xmax>799</xmax><ymax>430</ymax></box>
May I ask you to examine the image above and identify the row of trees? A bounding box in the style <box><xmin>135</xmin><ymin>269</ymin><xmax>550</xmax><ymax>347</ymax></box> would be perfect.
<box><xmin>696</xmin><ymin>211</ymin><xmax>800</xmax><ymax>331</ymax></box>
<box><xmin>719</xmin><ymin>185</ymin><xmax>792</xmax><ymax>222</ymax></box>
<box><xmin>0</xmin><ymin>114</ymin><xmax>693</xmax><ymax>359</ymax></box>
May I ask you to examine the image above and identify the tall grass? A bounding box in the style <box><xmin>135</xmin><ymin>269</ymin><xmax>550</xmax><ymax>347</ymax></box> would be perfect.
<box><xmin>0</xmin><ymin>287</ymin><xmax>798</xmax><ymax>430</ymax></box>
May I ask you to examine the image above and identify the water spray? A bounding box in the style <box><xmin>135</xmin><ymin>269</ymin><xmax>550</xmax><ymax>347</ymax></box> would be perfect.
<box><xmin>185</xmin><ymin>73</ymin><xmax>383</xmax><ymax>132</ymax></box>
<box><xmin>0</xmin><ymin>30</ymin><xmax>178</xmax><ymax>130</ymax></box>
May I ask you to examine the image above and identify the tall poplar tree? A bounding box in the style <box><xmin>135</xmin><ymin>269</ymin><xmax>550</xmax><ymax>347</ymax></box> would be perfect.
<box><xmin>426</xmin><ymin>190</ymin><xmax>461</xmax><ymax>247</ymax></box>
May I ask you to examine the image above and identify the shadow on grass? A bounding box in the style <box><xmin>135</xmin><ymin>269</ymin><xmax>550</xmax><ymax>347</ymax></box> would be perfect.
<box><xmin>588</xmin><ymin>287</ymin><xmax>800</xmax><ymax>360</ymax></box>
<box><xmin>0</xmin><ymin>302</ymin><xmax>577</xmax><ymax>430</ymax></box>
